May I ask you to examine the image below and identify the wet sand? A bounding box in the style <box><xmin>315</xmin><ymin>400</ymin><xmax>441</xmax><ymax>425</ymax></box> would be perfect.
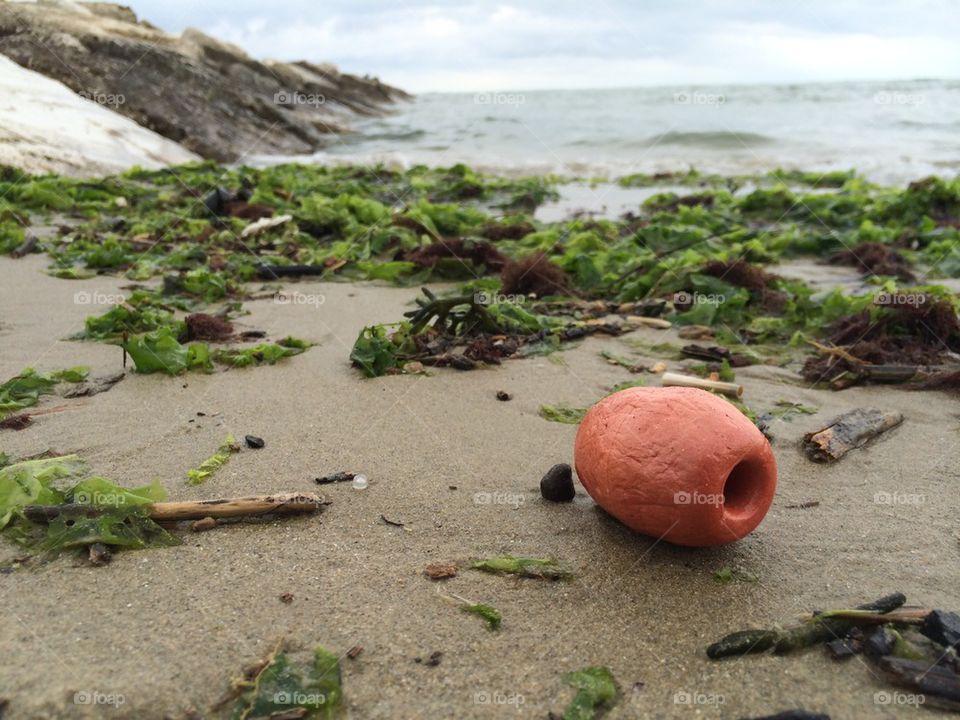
<box><xmin>0</xmin><ymin>254</ymin><xmax>957</xmax><ymax>719</ymax></box>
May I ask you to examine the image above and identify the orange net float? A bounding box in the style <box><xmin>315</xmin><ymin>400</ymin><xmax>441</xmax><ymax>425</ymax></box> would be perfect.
<box><xmin>574</xmin><ymin>386</ymin><xmax>777</xmax><ymax>547</ymax></box>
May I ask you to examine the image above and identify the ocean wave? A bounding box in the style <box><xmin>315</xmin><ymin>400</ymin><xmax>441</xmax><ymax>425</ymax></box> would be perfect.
<box><xmin>647</xmin><ymin>130</ymin><xmax>776</xmax><ymax>148</ymax></box>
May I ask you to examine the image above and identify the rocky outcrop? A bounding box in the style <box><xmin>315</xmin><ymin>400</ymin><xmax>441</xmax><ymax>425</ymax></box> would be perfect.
<box><xmin>0</xmin><ymin>1</ymin><xmax>411</xmax><ymax>162</ymax></box>
<box><xmin>0</xmin><ymin>54</ymin><xmax>199</xmax><ymax>176</ymax></box>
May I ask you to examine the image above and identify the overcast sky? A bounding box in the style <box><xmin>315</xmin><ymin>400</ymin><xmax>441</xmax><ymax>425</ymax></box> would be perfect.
<box><xmin>122</xmin><ymin>1</ymin><xmax>960</xmax><ymax>92</ymax></box>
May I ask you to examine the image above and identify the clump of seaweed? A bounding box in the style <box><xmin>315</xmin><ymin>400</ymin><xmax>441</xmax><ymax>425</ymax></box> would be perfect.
<box><xmin>802</xmin><ymin>295</ymin><xmax>960</xmax><ymax>386</ymax></box>
<box><xmin>470</xmin><ymin>555</ymin><xmax>572</xmax><ymax>581</ymax></box>
<box><xmin>560</xmin><ymin>666</ymin><xmax>619</xmax><ymax>720</ymax></box>
<box><xmin>830</xmin><ymin>241</ymin><xmax>915</xmax><ymax>280</ymax></box>
<box><xmin>500</xmin><ymin>252</ymin><xmax>570</xmax><ymax>298</ymax></box>
<box><xmin>701</xmin><ymin>260</ymin><xmax>786</xmax><ymax>311</ymax></box>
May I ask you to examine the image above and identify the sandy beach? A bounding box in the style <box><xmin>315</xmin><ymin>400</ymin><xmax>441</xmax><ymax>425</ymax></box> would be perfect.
<box><xmin>1</xmin><ymin>253</ymin><xmax>957</xmax><ymax>719</ymax></box>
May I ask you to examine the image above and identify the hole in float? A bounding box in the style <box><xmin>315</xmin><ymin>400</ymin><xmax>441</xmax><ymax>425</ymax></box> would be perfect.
<box><xmin>722</xmin><ymin>459</ymin><xmax>761</xmax><ymax>521</ymax></box>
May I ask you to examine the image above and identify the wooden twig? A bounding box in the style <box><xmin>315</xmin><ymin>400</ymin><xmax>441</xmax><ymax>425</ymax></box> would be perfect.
<box><xmin>661</xmin><ymin>371</ymin><xmax>743</xmax><ymax>398</ymax></box>
<box><xmin>22</xmin><ymin>493</ymin><xmax>322</xmax><ymax>524</ymax></box>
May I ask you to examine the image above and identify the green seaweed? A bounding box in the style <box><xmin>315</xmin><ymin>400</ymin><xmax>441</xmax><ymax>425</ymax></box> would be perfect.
<box><xmin>123</xmin><ymin>327</ymin><xmax>212</xmax><ymax>375</ymax></box>
<box><xmin>461</xmin><ymin>603</ymin><xmax>502</xmax><ymax>631</ymax></box>
<box><xmin>186</xmin><ymin>436</ymin><xmax>238</xmax><ymax>485</ymax></box>
<box><xmin>0</xmin><ymin>367</ymin><xmax>89</xmax><ymax>419</ymax></box>
<box><xmin>470</xmin><ymin>555</ymin><xmax>572</xmax><ymax>580</ymax></box>
<box><xmin>562</xmin><ymin>666</ymin><xmax>618</xmax><ymax>720</ymax></box>
<box><xmin>230</xmin><ymin>645</ymin><xmax>343</xmax><ymax>720</ymax></box>
<box><xmin>539</xmin><ymin>405</ymin><xmax>587</xmax><ymax>424</ymax></box>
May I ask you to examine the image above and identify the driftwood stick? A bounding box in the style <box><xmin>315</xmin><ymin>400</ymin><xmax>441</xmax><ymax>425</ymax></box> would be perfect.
<box><xmin>661</xmin><ymin>371</ymin><xmax>743</xmax><ymax>398</ymax></box>
<box><xmin>22</xmin><ymin>493</ymin><xmax>322</xmax><ymax>524</ymax></box>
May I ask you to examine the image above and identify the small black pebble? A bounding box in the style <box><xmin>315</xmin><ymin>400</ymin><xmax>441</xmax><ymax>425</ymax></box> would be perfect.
<box><xmin>245</xmin><ymin>435</ymin><xmax>265</xmax><ymax>449</ymax></box>
<box><xmin>425</xmin><ymin>651</ymin><xmax>442</xmax><ymax>667</ymax></box>
<box><xmin>540</xmin><ymin>463</ymin><xmax>575</xmax><ymax>502</ymax></box>
<box><xmin>448</xmin><ymin>485</ymin><xmax>457</xmax><ymax>490</ymax></box>
<box><xmin>496</xmin><ymin>390</ymin><xmax>512</xmax><ymax>401</ymax></box>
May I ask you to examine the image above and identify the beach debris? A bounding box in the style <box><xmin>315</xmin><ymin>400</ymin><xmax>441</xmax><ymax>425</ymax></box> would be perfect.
<box><xmin>190</xmin><ymin>517</ymin><xmax>217</xmax><ymax>532</ymax></box>
<box><xmin>830</xmin><ymin>241</ymin><xmax>915</xmax><ymax>281</ymax></box>
<box><xmin>61</xmin><ymin>370</ymin><xmax>125</xmax><ymax>398</ymax></box>
<box><xmin>315</xmin><ymin>472</ymin><xmax>356</xmax><ymax>485</ymax></box>
<box><xmin>186</xmin><ymin>435</ymin><xmax>239</xmax><ymax>485</ymax></box>
<box><xmin>239</xmin><ymin>213</ymin><xmax>293</xmax><ymax>239</ymax></box>
<box><xmin>879</xmin><ymin>657</ymin><xmax>960</xmax><ymax>707</ymax></box>
<box><xmin>244</xmin><ymin>435</ymin><xmax>265</xmax><ymax>449</ymax></box>
<box><xmin>540</xmin><ymin>463</ymin><xmax>575</xmax><ymax>502</ymax></box>
<box><xmin>768</xmin><ymin>400</ymin><xmax>818</xmax><ymax>421</ymax></box>
<box><xmin>540</xmin><ymin>405</ymin><xmax>587</xmax><ymax>424</ymax></box>
<box><xmin>707</xmin><ymin>592</ymin><xmax>907</xmax><ymax>660</ymax></box>
<box><xmin>920</xmin><ymin>610</ymin><xmax>960</xmax><ymax>649</ymax></box>
<box><xmin>414</xmin><ymin>651</ymin><xmax>443</xmax><ymax>667</ymax></box>
<box><xmin>351</xmin><ymin>474</ymin><xmax>369</xmax><ymax>491</ymax></box>
<box><xmin>182</xmin><ymin>313</ymin><xmax>233</xmax><ymax>342</ymax></box>
<box><xmin>461</xmin><ymin>603</ymin><xmax>502</xmax><ymax>631</ymax></box>
<box><xmin>661</xmin><ymin>371</ymin><xmax>743</xmax><ymax>398</ymax></box>
<box><xmin>559</xmin><ymin>666</ymin><xmax>618</xmax><ymax>720</ymax></box>
<box><xmin>279</xmin><ymin>592</ymin><xmax>294</xmax><ymax>604</ymax></box>
<box><xmin>0</xmin><ymin>366</ymin><xmax>89</xmax><ymax>420</ymax></box>
<box><xmin>785</xmin><ymin>501</ymin><xmax>820</xmax><ymax>510</ymax></box>
<box><xmin>0</xmin><ymin>457</ymin><xmax>179</xmax><ymax>562</ymax></box>
<box><xmin>346</xmin><ymin>646</ymin><xmax>363</xmax><ymax>660</ymax></box>
<box><xmin>424</xmin><ymin>563</ymin><xmax>458</xmax><ymax>580</ymax></box>
<box><xmin>470</xmin><ymin>555</ymin><xmax>572</xmax><ymax>581</ymax></box>
<box><xmin>599</xmin><ymin>350</ymin><xmax>645</xmax><ymax>372</ymax></box>
<box><xmin>350</xmin><ymin>288</ymin><xmax>639</xmax><ymax>378</ymax></box>
<box><xmin>87</xmin><ymin>542</ymin><xmax>113</xmax><ymax>566</ymax></box>
<box><xmin>677</xmin><ymin>324</ymin><xmax>714</xmax><ymax>340</ymax></box>
<box><xmin>380</xmin><ymin>514</ymin><xmax>404</xmax><ymax>528</ymax></box>
<box><xmin>802</xmin><ymin>408</ymin><xmax>903</xmax><ymax>462</ymax></box>
<box><xmin>575</xmin><ymin>385</ymin><xmax>776</xmax><ymax>547</ymax></box>
<box><xmin>496</xmin><ymin>390</ymin><xmax>512</xmax><ymax>401</ymax></box>
<box><xmin>649</xmin><ymin>361</ymin><xmax>667</xmax><ymax>374</ymax></box>
<box><xmin>0</xmin><ymin>414</ymin><xmax>32</xmax><ymax>430</ymax></box>
<box><xmin>826</xmin><ymin>637</ymin><xmax>861</xmax><ymax>660</ymax></box>
<box><xmin>801</xmin><ymin>295</ymin><xmax>960</xmax><ymax>389</ymax></box>
<box><xmin>220</xmin><ymin>643</ymin><xmax>342</xmax><ymax>719</ymax></box>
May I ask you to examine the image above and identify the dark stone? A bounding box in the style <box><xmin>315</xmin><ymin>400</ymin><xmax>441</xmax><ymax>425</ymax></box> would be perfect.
<box><xmin>826</xmin><ymin>638</ymin><xmax>860</xmax><ymax>660</ymax></box>
<box><xmin>921</xmin><ymin>610</ymin><xmax>960</xmax><ymax>649</ymax></box>
<box><xmin>863</xmin><ymin>626</ymin><xmax>896</xmax><ymax>657</ymax></box>
<box><xmin>244</xmin><ymin>435</ymin><xmax>265</xmax><ymax>449</ymax></box>
<box><xmin>540</xmin><ymin>463</ymin><xmax>575</xmax><ymax>502</ymax></box>
<box><xmin>496</xmin><ymin>390</ymin><xmax>512</xmax><ymax>401</ymax></box>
